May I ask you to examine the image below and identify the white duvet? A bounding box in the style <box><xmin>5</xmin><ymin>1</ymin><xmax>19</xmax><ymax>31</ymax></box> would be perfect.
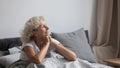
<box><xmin>24</xmin><ymin>58</ymin><xmax>113</xmax><ymax>68</ymax></box>
<box><xmin>6</xmin><ymin>51</ymin><xmax>113</xmax><ymax>68</ymax></box>
<box><xmin>25</xmin><ymin>51</ymin><xmax>113</xmax><ymax>68</ymax></box>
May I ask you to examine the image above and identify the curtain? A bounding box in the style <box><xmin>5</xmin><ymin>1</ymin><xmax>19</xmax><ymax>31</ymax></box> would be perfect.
<box><xmin>116</xmin><ymin>0</ymin><xmax>120</xmax><ymax>57</ymax></box>
<box><xmin>92</xmin><ymin>0</ymin><xmax>120</xmax><ymax>63</ymax></box>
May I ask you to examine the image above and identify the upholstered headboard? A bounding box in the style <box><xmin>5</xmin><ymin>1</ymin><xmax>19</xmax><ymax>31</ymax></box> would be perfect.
<box><xmin>0</xmin><ymin>37</ymin><xmax>22</xmax><ymax>51</ymax></box>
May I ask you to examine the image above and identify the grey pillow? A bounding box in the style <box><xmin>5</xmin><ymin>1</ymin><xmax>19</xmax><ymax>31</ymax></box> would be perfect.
<box><xmin>52</xmin><ymin>28</ymin><xmax>97</xmax><ymax>63</ymax></box>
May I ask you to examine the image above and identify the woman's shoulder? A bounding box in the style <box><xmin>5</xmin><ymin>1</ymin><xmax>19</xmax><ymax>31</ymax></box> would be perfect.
<box><xmin>22</xmin><ymin>41</ymin><xmax>35</xmax><ymax>48</ymax></box>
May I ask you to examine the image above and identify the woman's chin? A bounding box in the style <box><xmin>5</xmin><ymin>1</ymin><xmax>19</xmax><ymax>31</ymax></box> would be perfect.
<box><xmin>44</xmin><ymin>34</ymin><xmax>49</xmax><ymax>36</ymax></box>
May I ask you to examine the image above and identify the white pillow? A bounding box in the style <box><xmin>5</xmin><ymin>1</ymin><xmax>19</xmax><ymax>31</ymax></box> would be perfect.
<box><xmin>8</xmin><ymin>46</ymin><xmax>21</xmax><ymax>54</ymax></box>
<box><xmin>0</xmin><ymin>53</ymin><xmax>20</xmax><ymax>67</ymax></box>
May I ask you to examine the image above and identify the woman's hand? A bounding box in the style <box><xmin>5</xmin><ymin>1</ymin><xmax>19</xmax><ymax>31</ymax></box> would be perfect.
<box><xmin>37</xmin><ymin>36</ymin><xmax>51</xmax><ymax>49</ymax></box>
<box><xmin>42</xmin><ymin>36</ymin><xmax>51</xmax><ymax>46</ymax></box>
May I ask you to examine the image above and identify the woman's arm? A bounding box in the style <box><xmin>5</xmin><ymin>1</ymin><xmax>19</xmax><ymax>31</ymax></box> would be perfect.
<box><xmin>51</xmin><ymin>39</ymin><xmax>77</xmax><ymax>61</ymax></box>
<box><xmin>23</xmin><ymin>44</ymin><xmax>49</xmax><ymax>64</ymax></box>
<box><xmin>23</xmin><ymin>37</ymin><xmax>50</xmax><ymax>64</ymax></box>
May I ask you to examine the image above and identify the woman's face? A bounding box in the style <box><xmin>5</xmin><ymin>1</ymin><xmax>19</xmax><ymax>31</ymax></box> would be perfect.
<box><xmin>34</xmin><ymin>20</ymin><xmax>49</xmax><ymax>38</ymax></box>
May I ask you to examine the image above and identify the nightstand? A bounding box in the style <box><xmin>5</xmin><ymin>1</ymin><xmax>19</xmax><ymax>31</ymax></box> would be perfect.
<box><xmin>103</xmin><ymin>58</ymin><xmax>120</xmax><ymax>68</ymax></box>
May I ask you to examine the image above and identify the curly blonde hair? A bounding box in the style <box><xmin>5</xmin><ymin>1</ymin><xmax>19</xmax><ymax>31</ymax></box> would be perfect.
<box><xmin>21</xmin><ymin>16</ymin><xmax>45</xmax><ymax>43</ymax></box>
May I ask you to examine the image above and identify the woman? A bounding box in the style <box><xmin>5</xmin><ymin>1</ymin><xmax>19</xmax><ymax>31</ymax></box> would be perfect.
<box><xmin>20</xmin><ymin>16</ymin><xmax>76</xmax><ymax>64</ymax></box>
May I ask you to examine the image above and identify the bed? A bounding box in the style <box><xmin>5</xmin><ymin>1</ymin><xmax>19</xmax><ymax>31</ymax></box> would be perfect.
<box><xmin>0</xmin><ymin>28</ymin><xmax>113</xmax><ymax>68</ymax></box>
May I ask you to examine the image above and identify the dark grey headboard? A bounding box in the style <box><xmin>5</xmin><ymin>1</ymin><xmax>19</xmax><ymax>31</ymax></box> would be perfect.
<box><xmin>0</xmin><ymin>37</ymin><xmax>22</xmax><ymax>51</ymax></box>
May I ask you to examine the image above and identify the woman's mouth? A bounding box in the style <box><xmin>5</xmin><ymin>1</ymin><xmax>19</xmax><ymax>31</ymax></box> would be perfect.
<box><xmin>45</xmin><ymin>31</ymin><xmax>49</xmax><ymax>35</ymax></box>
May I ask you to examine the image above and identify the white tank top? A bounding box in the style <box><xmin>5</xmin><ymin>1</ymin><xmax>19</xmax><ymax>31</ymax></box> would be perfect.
<box><xmin>20</xmin><ymin>38</ymin><xmax>60</xmax><ymax>60</ymax></box>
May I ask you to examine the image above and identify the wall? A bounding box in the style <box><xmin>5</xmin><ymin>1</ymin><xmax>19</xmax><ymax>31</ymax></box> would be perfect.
<box><xmin>0</xmin><ymin>0</ymin><xmax>96</xmax><ymax>43</ymax></box>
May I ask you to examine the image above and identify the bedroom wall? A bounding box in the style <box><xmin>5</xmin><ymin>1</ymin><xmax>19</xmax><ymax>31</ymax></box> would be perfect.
<box><xmin>0</xmin><ymin>0</ymin><xmax>96</xmax><ymax>43</ymax></box>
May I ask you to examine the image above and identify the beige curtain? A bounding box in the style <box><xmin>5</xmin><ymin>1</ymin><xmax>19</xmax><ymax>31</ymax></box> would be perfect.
<box><xmin>92</xmin><ymin>0</ymin><xmax>120</xmax><ymax>64</ymax></box>
<box><xmin>117</xmin><ymin>0</ymin><xmax>120</xmax><ymax>57</ymax></box>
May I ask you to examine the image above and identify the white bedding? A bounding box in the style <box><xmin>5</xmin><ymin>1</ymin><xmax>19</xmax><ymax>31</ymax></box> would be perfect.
<box><xmin>92</xmin><ymin>63</ymin><xmax>112</xmax><ymax>68</ymax></box>
<box><xmin>7</xmin><ymin>51</ymin><xmax>113</xmax><ymax>68</ymax></box>
<box><xmin>32</xmin><ymin>58</ymin><xmax>113</xmax><ymax>68</ymax></box>
<box><xmin>8</xmin><ymin>58</ymin><xmax>113</xmax><ymax>68</ymax></box>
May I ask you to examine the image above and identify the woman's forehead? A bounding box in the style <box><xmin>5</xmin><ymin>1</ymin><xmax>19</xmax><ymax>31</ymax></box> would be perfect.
<box><xmin>39</xmin><ymin>20</ymin><xmax>47</xmax><ymax>25</ymax></box>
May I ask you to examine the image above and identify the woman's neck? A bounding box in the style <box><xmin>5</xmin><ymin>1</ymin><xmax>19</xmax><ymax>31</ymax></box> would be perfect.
<box><xmin>34</xmin><ymin>36</ymin><xmax>45</xmax><ymax>47</ymax></box>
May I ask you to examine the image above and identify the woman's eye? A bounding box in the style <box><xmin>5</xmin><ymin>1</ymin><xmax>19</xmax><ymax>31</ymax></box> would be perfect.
<box><xmin>40</xmin><ymin>25</ymin><xmax>43</xmax><ymax>28</ymax></box>
<box><xmin>41</xmin><ymin>25</ymin><xmax>45</xmax><ymax>28</ymax></box>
